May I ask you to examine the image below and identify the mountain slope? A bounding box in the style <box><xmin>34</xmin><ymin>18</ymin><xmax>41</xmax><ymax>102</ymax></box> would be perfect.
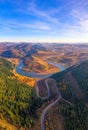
<box><xmin>72</xmin><ymin>60</ymin><xmax>88</xmax><ymax>100</ymax></box>
<box><xmin>0</xmin><ymin>58</ymin><xmax>40</xmax><ymax>129</ymax></box>
<box><xmin>50</xmin><ymin>60</ymin><xmax>88</xmax><ymax>130</ymax></box>
<box><xmin>52</xmin><ymin>60</ymin><xmax>88</xmax><ymax>100</ymax></box>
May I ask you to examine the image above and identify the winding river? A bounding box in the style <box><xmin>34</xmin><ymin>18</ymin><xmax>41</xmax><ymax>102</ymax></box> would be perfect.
<box><xmin>16</xmin><ymin>60</ymin><xmax>66</xmax><ymax>78</ymax></box>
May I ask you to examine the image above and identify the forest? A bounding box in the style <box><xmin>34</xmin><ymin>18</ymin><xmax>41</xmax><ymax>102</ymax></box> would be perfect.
<box><xmin>0</xmin><ymin>58</ymin><xmax>88</xmax><ymax>130</ymax></box>
<box><xmin>0</xmin><ymin>58</ymin><xmax>40</xmax><ymax>128</ymax></box>
<box><xmin>72</xmin><ymin>60</ymin><xmax>88</xmax><ymax>100</ymax></box>
<box><xmin>51</xmin><ymin>60</ymin><xmax>88</xmax><ymax>130</ymax></box>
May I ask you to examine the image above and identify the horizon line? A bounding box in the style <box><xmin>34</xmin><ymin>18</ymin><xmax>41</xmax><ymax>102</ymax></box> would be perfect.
<box><xmin>0</xmin><ymin>41</ymin><xmax>88</xmax><ymax>45</ymax></box>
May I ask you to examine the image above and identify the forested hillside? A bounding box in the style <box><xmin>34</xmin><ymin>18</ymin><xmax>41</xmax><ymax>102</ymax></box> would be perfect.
<box><xmin>0</xmin><ymin>58</ymin><xmax>88</xmax><ymax>130</ymax></box>
<box><xmin>72</xmin><ymin>60</ymin><xmax>88</xmax><ymax>100</ymax></box>
<box><xmin>0</xmin><ymin>58</ymin><xmax>40</xmax><ymax>129</ymax></box>
<box><xmin>51</xmin><ymin>60</ymin><xmax>88</xmax><ymax>130</ymax></box>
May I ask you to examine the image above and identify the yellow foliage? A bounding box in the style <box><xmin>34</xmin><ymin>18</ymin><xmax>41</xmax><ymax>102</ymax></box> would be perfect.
<box><xmin>0</xmin><ymin>117</ymin><xmax>18</xmax><ymax>130</ymax></box>
<box><xmin>0</xmin><ymin>115</ymin><xmax>26</xmax><ymax>130</ymax></box>
<box><xmin>12</xmin><ymin>69</ymin><xmax>35</xmax><ymax>87</ymax></box>
<box><xmin>5</xmin><ymin>58</ymin><xmax>19</xmax><ymax>65</ymax></box>
<box><xmin>3</xmin><ymin>58</ymin><xmax>36</xmax><ymax>87</ymax></box>
<box><xmin>32</xmin><ymin>56</ymin><xmax>59</xmax><ymax>74</ymax></box>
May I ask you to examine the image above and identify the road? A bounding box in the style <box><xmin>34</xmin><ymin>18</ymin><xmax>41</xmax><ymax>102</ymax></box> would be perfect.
<box><xmin>41</xmin><ymin>78</ymin><xmax>61</xmax><ymax>130</ymax></box>
<box><xmin>41</xmin><ymin>95</ymin><xmax>61</xmax><ymax>130</ymax></box>
<box><xmin>35</xmin><ymin>79</ymin><xmax>50</xmax><ymax>100</ymax></box>
<box><xmin>35</xmin><ymin>78</ymin><xmax>61</xmax><ymax>100</ymax></box>
<box><xmin>36</xmin><ymin>78</ymin><xmax>61</xmax><ymax>130</ymax></box>
<box><xmin>35</xmin><ymin>78</ymin><xmax>72</xmax><ymax>130</ymax></box>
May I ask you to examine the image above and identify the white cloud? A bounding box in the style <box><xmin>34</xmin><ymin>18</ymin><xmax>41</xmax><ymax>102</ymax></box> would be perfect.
<box><xmin>0</xmin><ymin>19</ymin><xmax>51</xmax><ymax>32</ymax></box>
<box><xmin>0</xmin><ymin>0</ymin><xmax>88</xmax><ymax>43</ymax></box>
<box><xmin>71</xmin><ymin>9</ymin><xmax>88</xmax><ymax>32</ymax></box>
<box><xmin>20</xmin><ymin>1</ymin><xmax>60</xmax><ymax>25</ymax></box>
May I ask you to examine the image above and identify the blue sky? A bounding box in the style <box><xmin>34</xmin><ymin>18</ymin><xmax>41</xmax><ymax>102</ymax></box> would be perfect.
<box><xmin>0</xmin><ymin>0</ymin><xmax>88</xmax><ymax>43</ymax></box>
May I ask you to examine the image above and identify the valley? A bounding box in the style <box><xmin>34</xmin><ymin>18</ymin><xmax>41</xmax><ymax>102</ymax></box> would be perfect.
<box><xmin>0</xmin><ymin>43</ymin><xmax>88</xmax><ymax>74</ymax></box>
<box><xmin>0</xmin><ymin>42</ymin><xmax>88</xmax><ymax>130</ymax></box>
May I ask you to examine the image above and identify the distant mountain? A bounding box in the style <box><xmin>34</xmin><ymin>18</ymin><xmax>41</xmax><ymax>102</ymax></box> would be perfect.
<box><xmin>0</xmin><ymin>43</ymin><xmax>46</xmax><ymax>58</ymax></box>
<box><xmin>0</xmin><ymin>43</ymin><xmax>31</xmax><ymax>58</ymax></box>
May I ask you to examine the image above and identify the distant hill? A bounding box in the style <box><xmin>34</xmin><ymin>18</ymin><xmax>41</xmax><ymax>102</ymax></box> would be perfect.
<box><xmin>0</xmin><ymin>43</ymin><xmax>32</xmax><ymax>58</ymax></box>
<box><xmin>0</xmin><ymin>43</ymin><xmax>46</xmax><ymax>58</ymax></box>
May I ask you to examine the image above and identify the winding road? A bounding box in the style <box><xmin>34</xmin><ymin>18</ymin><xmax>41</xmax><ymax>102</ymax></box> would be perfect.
<box><xmin>41</xmin><ymin>95</ymin><xmax>61</xmax><ymax>130</ymax></box>
<box><xmin>36</xmin><ymin>78</ymin><xmax>62</xmax><ymax>130</ymax></box>
<box><xmin>36</xmin><ymin>78</ymin><xmax>72</xmax><ymax>130</ymax></box>
<box><xmin>35</xmin><ymin>79</ymin><xmax>50</xmax><ymax>100</ymax></box>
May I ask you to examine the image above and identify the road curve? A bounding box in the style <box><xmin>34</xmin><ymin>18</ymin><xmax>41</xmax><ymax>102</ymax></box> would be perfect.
<box><xmin>35</xmin><ymin>79</ymin><xmax>50</xmax><ymax>100</ymax></box>
<box><xmin>41</xmin><ymin>78</ymin><xmax>61</xmax><ymax>130</ymax></box>
<box><xmin>41</xmin><ymin>95</ymin><xmax>61</xmax><ymax>130</ymax></box>
<box><xmin>35</xmin><ymin>78</ymin><xmax>61</xmax><ymax>100</ymax></box>
<box><xmin>35</xmin><ymin>78</ymin><xmax>72</xmax><ymax>130</ymax></box>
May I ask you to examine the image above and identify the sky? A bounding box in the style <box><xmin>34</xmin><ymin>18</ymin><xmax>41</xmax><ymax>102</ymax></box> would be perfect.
<box><xmin>0</xmin><ymin>0</ymin><xmax>88</xmax><ymax>43</ymax></box>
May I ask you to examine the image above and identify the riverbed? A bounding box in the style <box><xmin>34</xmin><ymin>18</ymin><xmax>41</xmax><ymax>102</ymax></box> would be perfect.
<box><xmin>16</xmin><ymin>60</ymin><xmax>66</xmax><ymax>78</ymax></box>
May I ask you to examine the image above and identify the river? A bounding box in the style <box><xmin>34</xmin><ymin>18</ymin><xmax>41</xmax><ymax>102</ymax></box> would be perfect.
<box><xmin>16</xmin><ymin>60</ymin><xmax>66</xmax><ymax>78</ymax></box>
